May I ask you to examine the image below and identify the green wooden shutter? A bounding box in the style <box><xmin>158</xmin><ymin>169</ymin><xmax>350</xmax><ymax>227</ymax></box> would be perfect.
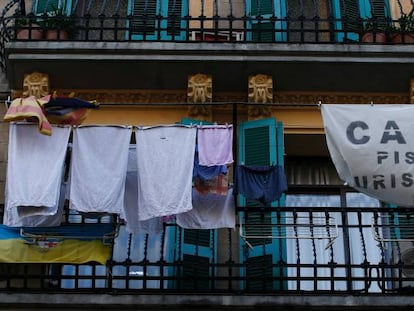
<box><xmin>34</xmin><ymin>0</ymin><xmax>60</xmax><ymax>14</ymax></box>
<box><xmin>341</xmin><ymin>0</ymin><xmax>361</xmax><ymax>33</ymax></box>
<box><xmin>175</xmin><ymin>117</ymin><xmax>216</xmax><ymax>290</ymax></box>
<box><xmin>129</xmin><ymin>0</ymin><xmax>158</xmax><ymax>37</ymax></box>
<box><xmin>246</xmin><ymin>0</ymin><xmax>287</xmax><ymax>42</ymax></box>
<box><xmin>238</xmin><ymin>118</ymin><xmax>287</xmax><ymax>291</ymax></box>
<box><xmin>34</xmin><ymin>0</ymin><xmax>73</xmax><ymax>15</ymax></box>
<box><xmin>333</xmin><ymin>0</ymin><xmax>390</xmax><ymax>42</ymax></box>
<box><xmin>178</xmin><ymin>228</ymin><xmax>216</xmax><ymax>290</ymax></box>
<box><xmin>128</xmin><ymin>0</ymin><xmax>188</xmax><ymax>40</ymax></box>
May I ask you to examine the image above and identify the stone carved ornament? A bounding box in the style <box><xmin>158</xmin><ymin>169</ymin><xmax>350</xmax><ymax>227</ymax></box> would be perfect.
<box><xmin>22</xmin><ymin>72</ymin><xmax>50</xmax><ymax>98</ymax></box>
<box><xmin>248</xmin><ymin>74</ymin><xmax>272</xmax><ymax>118</ymax></box>
<box><xmin>187</xmin><ymin>73</ymin><xmax>212</xmax><ymax>117</ymax></box>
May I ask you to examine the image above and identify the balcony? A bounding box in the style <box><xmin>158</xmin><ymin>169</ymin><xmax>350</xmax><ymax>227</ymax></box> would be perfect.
<box><xmin>2</xmin><ymin>204</ymin><xmax>414</xmax><ymax>296</ymax></box>
<box><xmin>0</xmin><ymin>0</ymin><xmax>413</xmax><ymax>94</ymax></box>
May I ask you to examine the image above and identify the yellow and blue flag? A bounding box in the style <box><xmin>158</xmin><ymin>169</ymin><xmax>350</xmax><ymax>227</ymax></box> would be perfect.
<box><xmin>0</xmin><ymin>224</ymin><xmax>116</xmax><ymax>265</ymax></box>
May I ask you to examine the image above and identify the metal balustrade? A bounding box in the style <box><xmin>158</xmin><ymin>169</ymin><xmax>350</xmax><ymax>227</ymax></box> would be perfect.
<box><xmin>1</xmin><ymin>205</ymin><xmax>414</xmax><ymax>294</ymax></box>
<box><xmin>0</xmin><ymin>0</ymin><xmax>413</xmax><ymax>71</ymax></box>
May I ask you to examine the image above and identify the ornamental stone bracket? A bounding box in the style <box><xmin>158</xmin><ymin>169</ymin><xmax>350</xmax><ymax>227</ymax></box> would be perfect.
<box><xmin>187</xmin><ymin>73</ymin><xmax>213</xmax><ymax>119</ymax></box>
<box><xmin>247</xmin><ymin>74</ymin><xmax>273</xmax><ymax>118</ymax></box>
<box><xmin>22</xmin><ymin>72</ymin><xmax>50</xmax><ymax>98</ymax></box>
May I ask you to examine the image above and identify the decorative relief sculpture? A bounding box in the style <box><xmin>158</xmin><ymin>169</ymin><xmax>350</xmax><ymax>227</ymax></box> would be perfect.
<box><xmin>22</xmin><ymin>72</ymin><xmax>50</xmax><ymax>98</ymax></box>
<box><xmin>248</xmin><ymin>74</ymin><xmax>273</xmax><ymax>118</ymax></box>
<box><xmin>187</xmin><ymin>73</ymin><xmax>212</xmax><ymax>117</ymax></box>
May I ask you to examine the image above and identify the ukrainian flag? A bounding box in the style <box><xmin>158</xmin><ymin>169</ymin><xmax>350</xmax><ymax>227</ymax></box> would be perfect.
<box><xmin>0</xmin><ymin>224</ymin><xmax>116</xmax><ymax>265</ymax></box>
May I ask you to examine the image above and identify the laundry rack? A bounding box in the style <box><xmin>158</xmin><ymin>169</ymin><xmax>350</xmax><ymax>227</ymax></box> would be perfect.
<box><xmin>371</xmin><ymin>213</ymin><xmax>414</xmax><ymax>242</ymax></box>
<box><xmin>238</xmin><ymin>213</ymin><xmax>339</xmax><ymax>249</ymax></box>
<box><xmin>20</xmin><ymin>222</ymin><xmax>120</xmax><ymax>246</ymax></box>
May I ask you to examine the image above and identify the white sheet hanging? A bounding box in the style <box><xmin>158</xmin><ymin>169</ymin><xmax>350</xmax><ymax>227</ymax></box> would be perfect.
<box><xmin>197</xmin><ymin>125</ymin><xmax>233</xmax><ymax>166</ymax></box>
<box><xmin>176</xmin><ymin>188</ymin><xmax>235</xmax><ymax>229</ymax></box>
<box><xmin>121</xmin><ymin>145</ymin><xmax>163</xmax><ymax>234</ymax></box>
<box><xmin>3</xmin><ymin>182</ymin><xmax>67</xmax><ymax>227</ymax></box>
<box><xmin>5</xmin><ymin>123</ymin><xmax>71</xmax><ymax>216</ymax></box>
<box><xmin>135</xmin><ymin>125</ymin><xmax>196</xmax><ymax>221</ymax></box>
<box><xmin>69</xmin><ymin>126</ymin><xmax>131</xmax><ymax>214</ymax></box>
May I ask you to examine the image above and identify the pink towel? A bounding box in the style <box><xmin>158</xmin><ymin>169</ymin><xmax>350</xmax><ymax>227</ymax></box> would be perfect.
<box><xmin>197</xmin><ymin>125</ymin><xmax>233</xmax><ymax>166</ymax></box>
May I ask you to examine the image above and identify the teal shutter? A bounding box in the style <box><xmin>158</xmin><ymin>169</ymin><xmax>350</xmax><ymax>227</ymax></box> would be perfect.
<box><xmin>128</xmin><ymin>0</ymin><xmax>188</xmax><ymax>40</ymax></box>
<box><xmin>238</xmin><ymin>118</ymin><xmax>287</xmax><ymax>291</ymax></box>
<box><xmin>34</xmin><ymin>0</ymin><xmax>72</xmax><ymax>15</ymax></box>
<box><xmin>178</xmin><ymin>228</ymin><xmax>217</xmax><ymax>290</ymax></box>
<box><xmin>245</xmin><ymin>0</ymin><xmax>287</xmax><ymax>42</ymax></box>
<box><xmin>332</xmin><ymin>0</ymin><xmax>390</xmax><ymax>42</ymax></box>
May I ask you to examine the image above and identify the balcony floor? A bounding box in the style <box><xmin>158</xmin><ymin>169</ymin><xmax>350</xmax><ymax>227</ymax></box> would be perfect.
<box><xmin>5</xmin><ymin>41</ymin><xmax>414</xmax><ymax>93</ymax></box>
<box><xmin>1</xmin><ymin>293</ymin><xmax>414</xmax><ymax>310</ymax></box>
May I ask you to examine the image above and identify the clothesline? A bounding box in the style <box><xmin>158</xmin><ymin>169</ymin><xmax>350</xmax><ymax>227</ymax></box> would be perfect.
<box><xmin>4</xmin><ymin>97</ymin><xmax>322</xmax><ymax>108</ymax></box>
<box><xmin>13</xmin><ymin>121</ymin><xmax>233</xmax><ymax>130</ymax></box>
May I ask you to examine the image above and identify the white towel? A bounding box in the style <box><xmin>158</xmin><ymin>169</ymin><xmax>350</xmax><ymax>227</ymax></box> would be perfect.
<box><xmin>69</xmin><ymin>126</ymin><xmax>131</xmax><ymax>214</ymax></box>
<box><xmin>176</xmin><ymin>188</ymin><xmax>235</xmax><ymax>229</ymax></box>
<box><xmin>135</xmin><ymin>125</ymin><xmax>196</xmax><ymax>221</ymax></box>
<box><xmin>3</xmin><ymin>182</ymin><xmax>66</xmax><ymax>227</ymax></box>
<box><xmin>121</xmin><ymin>146</ymin><xmax>163</xmax><ymax>234</ymax></box>
<box><xmin>197</xmin><ymin>125</ymin><xmax>233</xmax><ymax>166</ymax></box>
<box><xmin>6</xmin><ymin>123</ymin><xmax>71</xmax><ymax>216</ymax></box>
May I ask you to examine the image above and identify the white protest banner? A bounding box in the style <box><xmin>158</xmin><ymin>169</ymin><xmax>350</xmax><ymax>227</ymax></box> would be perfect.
<box><xmin>321</xmin><ymin>104</ymin><xmax>414</xmax><ymax>207</ymax></box>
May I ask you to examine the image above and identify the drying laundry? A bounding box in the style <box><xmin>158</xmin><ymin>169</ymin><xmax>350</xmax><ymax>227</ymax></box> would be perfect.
<box><xmin>5</xmin><ymin>123</ymin><xmax>70</xmax><ymax>217</ymax></box>
<box><xmin>193</xmin><ymin>146</ymin><xmax>227</xmax><ymax>180</ymax></box>
<box><xmin>121</xmin><ymin>146</ymin><xmax>163</xmax><ymax>234</ymax></box>
<box><xmin>194</xmin><ymin>173</ymin><xmax>229</xmax><ymax>196</ymax></box>
<box><xmin>43</xmin><ymin>94</ymin><xmax>99</xmax><ymax>126</ymax></box>
<box><xmin>237</xmin><ymin>165</ymin><xmax>288</xmax><ymax>204</ymax></box>
<box><xmin>135</xmin><ymin>125</ymin><xmax>196</xmax><ymax>221</ymax></box>
<box><xmin>3</xmin><ymin>95</ymin><xmax>52</xmax><ymax>135</ymax></box>
<box><xmin>197</xmin><ymin>125</ymin><xmax>233</xmax><ymax>166</ymax></box>
<box><xmin>3</xmin><ymin>182</ymin><xmax>67</xmax><ymax>227</ymax></box>
<box><xmin>176</xmin><ymin>188</ymin><xmax>235</xmax><ymax>229</ymax></box>
<box><xmin>69</xmin><ymin>126</ymin><xmax>131</xmax><ymax>214</ymax></box>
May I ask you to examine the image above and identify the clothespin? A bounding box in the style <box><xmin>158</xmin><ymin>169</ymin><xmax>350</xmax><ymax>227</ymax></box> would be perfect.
<box><xmin>4</xmin><ymin>96</ymin><xmax>10</xmax><ymax>110</ymax></box>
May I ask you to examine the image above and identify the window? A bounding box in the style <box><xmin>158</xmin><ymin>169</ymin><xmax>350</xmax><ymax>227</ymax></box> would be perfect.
<box><xmin>34</xmin><ymin>0</ymin><xmax>72</xmax><ymax>15</ymax></box>
<box><xmin>332</xmin><ymin>0</ymin><xmax>390</xmax><ymax>42</ymax></box>
<box><xmin>238</xmin><ymin>118</ymin><xmax>287</xmax><ymax>291</ymax></box>
<box><xmin>127</xmin><ymin>0</ymin><xmax>188</xmax><ymax>40</ymax></box>
<box><xmin>245</xmin><ymin>0</ymin><xmax>287</xmax><ymax>42</ymax></box>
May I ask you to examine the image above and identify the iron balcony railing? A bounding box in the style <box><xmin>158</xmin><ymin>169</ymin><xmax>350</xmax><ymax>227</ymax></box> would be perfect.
<box><xmin>1</xmin><ymin>0</ymin><xmax>413</xmax><ymax>71</ymax></box>
<box><xmin>2</xmin><ymin>205</ymin><xmax>414</xmax><ymax>295</ymax></box>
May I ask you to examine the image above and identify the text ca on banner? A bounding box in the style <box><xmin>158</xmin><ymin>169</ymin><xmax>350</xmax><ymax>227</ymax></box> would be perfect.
<box><xmin>321</xmin><ymin>104</ymin><xmax>414</xmax><ymax>207</ymax></box>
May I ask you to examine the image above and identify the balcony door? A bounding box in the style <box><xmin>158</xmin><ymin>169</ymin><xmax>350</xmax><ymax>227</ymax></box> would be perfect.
<box><xmin>238</xmin><ymin>118</ymin><xmax>287</xmax><ymax>291</ymax></box>
<box><xmin>245</xmin><ymin>0</ymin><xmax>287</xmax><ymax>42</ymax></box>
<box><xmin>127</xmin><ymin>0</ymin><xmax>188</xmax><ymax>40</ymax></box>
<box><xmin>332</xmin><ymin>0</ymin><xmax>390</xmax><ymax>42</ymax></box>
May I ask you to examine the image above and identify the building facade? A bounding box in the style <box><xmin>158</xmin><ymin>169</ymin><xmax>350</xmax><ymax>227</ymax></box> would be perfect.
<box><xmin>1</xmin><ymin>0</ymin><xmax>414</xmax><ymax>309</ymax></box>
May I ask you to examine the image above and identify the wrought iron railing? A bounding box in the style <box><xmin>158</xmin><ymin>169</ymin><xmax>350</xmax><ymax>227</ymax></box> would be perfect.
<box><xmin>2</xmin><ymin>205</ymin><xmax>414</xmax><ymax>295</ymax></box>
<box><xmin>0</xmin><ymin>0</ymin><xmax>413</xmax><ymax>72</ymax></box>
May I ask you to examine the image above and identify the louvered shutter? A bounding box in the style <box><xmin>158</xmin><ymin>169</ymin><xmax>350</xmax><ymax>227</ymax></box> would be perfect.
<box><xmin>238</xmin><ymin>118</ymin><xmax>287</xmax><ymax>291</ymax></box>
<box><xmin>34</xmin><ymin>0</ymin><xmax>60</xmax><ymax>14</ymax></box>
<box><xmin>34</xmin><ymin>0</ymin><xmax>73</xmax><ymax>15</ymax></box>
<box><xmin>179</xmin><ymin>229</ymin><xmax>216</xmax><ymax>290</ymax></box>
<box><xmin>177</xmin><ymin>117</ymin><xmax>216</xmax><ymax>291</ymax></box>
<box><xmin>333</xmin><ymin>0</ymin><xmax>390</xmax><ymax>42</ymax></box>
<box><xmin>130</xmin><ymin>0</ymin><xmax>157</xmax><ymax>37</ymax></box>
<box><xmin>370</xmin><ymin>0</ymin><xmax>390</xmax><ymax>28</ymax></box>
<box><xmin>128</xmin><ymin>0</ymin><xmax>188</xmax><ymax>40</ymax></box>
<box><xmin>246</xmin><ymin>0</ymin><xmax>287</xmax><ymax>42</ymax></box>
<box><xmin>341</xmin><ymin>0</ymin><xmax>361</xmax><ymax>32</ymax></box>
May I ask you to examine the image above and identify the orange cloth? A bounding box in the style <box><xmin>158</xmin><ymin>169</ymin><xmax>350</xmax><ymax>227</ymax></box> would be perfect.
<box><xmin>3</xmin><ymin>95</ymin><xmax>52</xmax><ymax>136</ymax></box>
